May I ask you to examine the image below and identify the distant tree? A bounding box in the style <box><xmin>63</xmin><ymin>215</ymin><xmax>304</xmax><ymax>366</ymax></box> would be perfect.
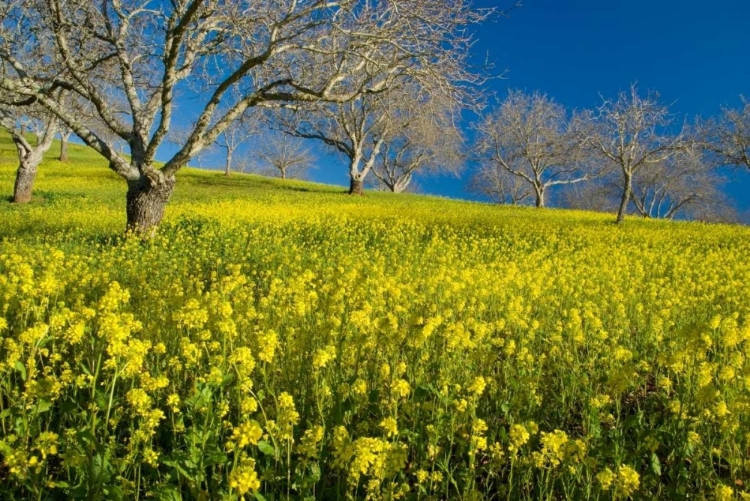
<box><xmin>58</xmin><ymin>128</ymin><xmax>72</xmax><ymax>162</ymax></box>
<box><xmin>559</xmin><ymin>179</ymin><xmax>620</xmax><ymax>213</ymax></box>
<box><xmin>280</xmin><ymin>94</ymin><xmax>389</xmax><ymax>195</ymax></box>
<box><xmin>0</xmin><ymin>101</ymin><xmax>59</xmax><ymax>203</ymax></box>
<box><xmin>579</xmin><ymin>84</ymin><xmax>685</xmax><ymax>223</ymax></box>
<box><xmin>468</xmin><ymin>163</ymin><xmax>534</xmax><ymax>205</ymax></box>
<box><xmin>701</xmin><ymin>97</ymin><xmax>750</xmax><ymax>169</ymax></box>
<box><xmin>474</xmin><ymin>90</ymin><xmax>592</xmax><ymax>208</ymax></box>
<box><xmin>1</xmin><ymin>0</ymin><xmax>492</xmax><ymax>232</ymax></box>
<box><xmin>217</xmin><ymin>115</ymin><xmax>258</xmax><ymax>177</ymax></box>
<box><xmin>257</xmin><ymin>134</ymin><xmax>315</xmax><ymax>180</ymax></box>
<box><xmin>372</xmin><ymin>91</ymin><xmax>465</xmax><ymax>193</ymax></box>
<box><xmin>629</xmin><ymin>145</ymin><xmax>727</xmax><ymax>220</ymax></box>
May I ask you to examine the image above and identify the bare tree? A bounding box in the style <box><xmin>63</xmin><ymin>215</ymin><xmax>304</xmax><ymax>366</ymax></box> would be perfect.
<box><xmin>257</xmin><ymin>133</ymin><xmax>315</xmax><ymax>180</ymax></box>
<box><xmin>0</xmin><ymin>101</ymin><xmax>59</xmax><ymax>203</ymax></box>
<box><xmin>218</xmin><ymin>114</ymin><xmax>258</xmax><ymax>177</ymax></box>
<box><xmin>280</xmin><ymin>96</ymin><xmax>389</xmax><ymax>194</ymax></box>
<box><xmin>474</xmin><ymin>90</ymin><xmax>591</xmax><ymax>208</ymax></box>
<box><xmin>581</xmin><ymin>84</ymin><xmax>685</xmax><ymax>224</ymax></box>
<box><xmin>468</xmin><ymin>162</ymin><xmax>534</xmax><ymax>205</ymax></box>
<box><xmin>701</xmin><ymin>97</ymin><xmax>750</xmax><ymax>169</ymax></box>
<box><xmin>629</xmin><ymin>144</ymin><xmax>726</xmax><ymax>220</ymax></box>
<box><xmin>559</xmin><ymin>178</ymin><xmax>621</xmax><ymax>213</ymax></box>
<box><xmin>58</xmin><ymin>127</ymin><xmax>72</xmax><ymax>162</ymax></box>
<box><xmin>0</xmin><ymin>0</ymin><xmax>492</xmax><ymax>232</ymax></box>
<box><xmin>372</xmin><ymin>90</ymin><xmax>465</xmax><ymax>193</ymax></box>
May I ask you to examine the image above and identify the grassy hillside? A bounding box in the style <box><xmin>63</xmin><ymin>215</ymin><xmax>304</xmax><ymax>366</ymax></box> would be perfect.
<box><xmin>1</xmin><ymin>135</ymin><xmax>749</xmax><ymax>500</ymax></box>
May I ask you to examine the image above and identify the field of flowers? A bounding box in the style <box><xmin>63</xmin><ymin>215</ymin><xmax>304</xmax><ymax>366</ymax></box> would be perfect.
<box><xmin>1</xmin><ymin>136</ymin><xmax>749</xmax><ymax>500</ymax></box>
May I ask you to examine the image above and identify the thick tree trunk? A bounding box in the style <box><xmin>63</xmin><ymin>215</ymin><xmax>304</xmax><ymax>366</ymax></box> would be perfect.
<box><xmin>126</xmin><ymin>174</ymin><xmax>176</xmax><ymax>234</ymax></box>
<box><xmin>616</xmin><ymin>174</ymin><xmax>632</xmax><ymax>224</ymax></box>
<box><xmin>349</xmin><ymin>177</ymin><xmax>364</xmax><ymax>195</ymax></box>
<box><xmin>280</xmin><ymin>169</ymin><xmax>287</xmax><ymax>180</ymax></box>
<box><xmin>534</xmin><ymin>186</ymin><xmax>545</xmax><ymax>208</ymax></box>
<box><xmin>59</xmin><ymin>136</ymin><xmax>69</xmax><ymax>162</ymax></box>
<box><xmin>13</xmin><ymin>162</ymin><xmax>38</xmax><ymax>204</ymax></box>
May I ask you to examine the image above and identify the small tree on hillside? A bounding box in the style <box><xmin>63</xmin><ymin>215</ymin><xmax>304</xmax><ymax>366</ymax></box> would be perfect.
<box><xmin>579</xmin><ymin>84</ymin><xmax>686</xmax><ymax>224</ymax></box>
<box><xmin>0</xmin><ymin>101</ymin><xmax>59</xmax><ymax>203</ymax></box>
<box><xmin>701</xmin><ymin>97</ymin><xmax>750</xmax><ymax>169</ymax></box>
<box><xmin>629</xmin><ymin>144</ymin><xmax>726</xmax><ymax>220</ymax></box>
<box><xmin>474</xmin><ymin>90</ymin><xmax>591</xmax><ymax>208</ymax></box>
<box><xmin>58</xmin><ymin>127</ymin><xmax>72</xmax><ymax>162</ymax></box>
<box><xmin>372</xmin><ymin>91</ymin><xmax>465</xmax><ymax>193</ymax></box>
<box><xmin>279</xmin><ymin>95</ymin><xmax>389</xmax><ymax>194</ymax></box>
<box><xmin>218</xmin><ymin>114</ymin><xmax>258</xmax><ymax>177</ymax></box>
<box><xmin>468</xmin><ymin>163</ymin><xmax>534</xmax><ymax>205</ymax></box>
<box><xmin>559</xmin><ymin>178</ymin><xmax>621</xmax><ymax>213</ymax></box>
<box><xmin>257</xmin><ymin>134</ymin><xmax>315</xmax><ymax>180</ymax></box>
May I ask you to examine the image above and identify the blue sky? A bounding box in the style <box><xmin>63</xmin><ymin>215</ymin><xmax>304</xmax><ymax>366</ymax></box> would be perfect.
<box><xmin>193</xmin><ymin>0</ymin><xmax>750</xmax><ymax>211</ymax></box>
<box><xmin>413</xmin><ymin>0</ymin><xmax>750</xmax><ymax>209</ymax></box>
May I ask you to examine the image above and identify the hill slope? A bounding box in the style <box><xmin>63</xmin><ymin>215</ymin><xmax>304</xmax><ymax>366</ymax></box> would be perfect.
<box><xmin>1</xmin><ymin>134</ymin><xmax>749</xmax><ymax>500</ymax></box>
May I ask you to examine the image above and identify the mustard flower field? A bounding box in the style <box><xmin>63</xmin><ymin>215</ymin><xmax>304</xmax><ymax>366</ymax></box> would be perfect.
<box><xmin>1</xmin><ymin>137</ymin><xmax>749</xmax><ymax>500</ymax></box>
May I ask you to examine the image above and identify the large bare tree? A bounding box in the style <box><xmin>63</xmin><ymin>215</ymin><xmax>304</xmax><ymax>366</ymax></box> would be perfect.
<box><xmin>580</xmin><ymin>84</ymin><xmax>685</xmax><ymax>224</ymax></box>
<box><xmin>474</xmin><ymin>90</ymin><xmax>591</xmax><ymax>208</ymax></box>
<box><xmin>0</xmin><ymin>101</ymin><xmax>59</xmax><ymax>203</ymax></box>
<box><xmin>0</xmin><ymin>0</ymin><xmax>491</xmax><ymax>231</ymax></box>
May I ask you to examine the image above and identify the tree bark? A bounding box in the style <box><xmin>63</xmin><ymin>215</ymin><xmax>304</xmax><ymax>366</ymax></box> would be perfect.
<box><xmin>126</xmin><ymin>173</ymin><xmax>176</xmax><ymax>234</ymax></box>
<box><xmin>349</xmin><ymin>176</ymin><xmax>364</xmax><ymax>195</ymax></box>
<box><xmin>534</xmin><ymin>186</ymin><xmax>545</xmax><ymax>208</ymax></box>
<box><xmin>13</xmin><ymin>161</ymin><xmax>38</xmax><ymax>204</ymax></box>
<box><xmin>225</xmin><ymin>151</ymin><xmax>232</xmax><ymax>176</ymax></box>
<box><xmin>59</xmin><ymin>136</ymin><xmax>69</xmax><ymax>162</ymax></box>
<box><xmin>391</xmin><ymin>173</ymin><xmax>412</xmax><ymax>193</ymax></box>
<box><xmin>616</xmin><ymin>174</ymin><xmax>632</xmax><ymax>224</ymax></box>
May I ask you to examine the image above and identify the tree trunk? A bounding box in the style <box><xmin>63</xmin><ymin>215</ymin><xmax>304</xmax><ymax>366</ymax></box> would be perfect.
<box><xmin>534</xmin><ymin>186</ymin><xmax>545</xmax><ymax>208</ymax></box>
<box><xmin>225</xmin><ymin>151</ymin><xmax>232</xmax><ymax>176</ymax></box>
<box><xmin>616</xmin><ymin>174</ymin><xmax>632</xmax><ymax>224</ymax></box>
<box><xmin>392</xmin><ymin>173</ymin><xmax>412</xmax><ymax>193</ymax></box>
<box><xmin>349</xmin><ymin>177</ymin><xmax>364</xmax><ymax>195</ymax></box>
<box><xmin>13</xmin><ymin>161</ymin><xmax>38</xmax><ymax>204</ymax></box>
<box><xmin>126</xmin><ymin>173</ymin><xmax>176</xmax><ymax>234</ymax></box>
<box><xmin>59</xmin><ymin>136</ymin><xmax>69</xmax><ymax>162</ymax></box>
<box><xmin>280</xmin><ymin>168</ymin><xmax>287</xmax><ymax>180</ymax></box>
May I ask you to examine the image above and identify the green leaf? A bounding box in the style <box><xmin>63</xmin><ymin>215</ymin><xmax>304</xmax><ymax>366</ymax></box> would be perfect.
<box><xmin>498</xmin><ymin>426</ymin><xmax>508</xmax><ymax>443</ymax></box>
<box><xmin>199</xmin><ymin>443</ymin><xmax>227</xmax><ymax>468</ymax></box>
<box><xmin>14</xmin><ymin>361</ymin><xmax>26</xmax><ymax>381</ymax></box>
<box><xmin>621</xmin><ymin>414</ymin><xmax>640</xmax><ymax>430</ymax></box>
<box><xmin>95</xmin><ymin>389</ymin><xmax>109</xmax><ymax>410</ymax></box>
<box><xmin>152</xmin><ymin>485</ymin><xmax>183</xmax><ymax>501</ymax></box>
<box><xmin>34</xmin><ymin>398</ymin><xmax>52</xmax><ymax>414</ymax></box>
<box><xmin>651</xmin><ymin>453</ymin><xmax>662</xmax><ymax>476</ymax></box>
<box><xmin>162</xmin><ymin>453</ymin><xmax>197</xmax><ymax>481</ymax></box>
<box><xmin>254</xmin><ymin>493</ymin><xmax>268</xmax><ymax>501</ymax></box>
<box><xmin>257</xmin><ymin>440</ymin><xmax>276</xmax><ymax>457</ymax></box>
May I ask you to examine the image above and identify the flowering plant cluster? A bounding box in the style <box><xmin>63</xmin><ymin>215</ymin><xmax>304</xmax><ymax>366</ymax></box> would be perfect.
<box><xmin>1</xmin><ymin>137</ymin><xmax>749</xmax><ymax>499</ymax></box>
